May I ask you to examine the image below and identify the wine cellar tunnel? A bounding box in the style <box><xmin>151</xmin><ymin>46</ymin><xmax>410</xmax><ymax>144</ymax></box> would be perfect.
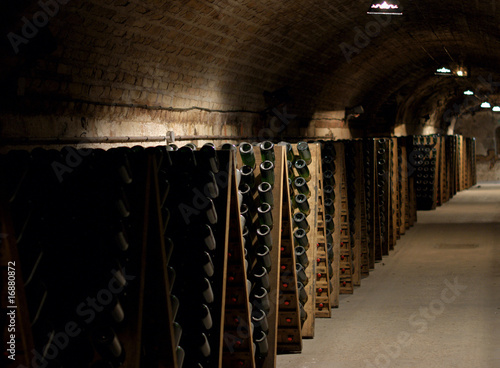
<box><xmin>0</xmin><ymin>1</ymin><xmax>499</xmax><ymax>368</ymax></box>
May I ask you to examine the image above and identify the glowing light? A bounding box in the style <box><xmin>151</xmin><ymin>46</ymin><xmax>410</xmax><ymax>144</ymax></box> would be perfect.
<box><xmin>481</xmin><ymin>102</ymin><xmax>491</xmax><ymax>108</ymax></box>
<box><xmin>463</xmin><ymin>90</ymin><xmax>474</xmax><ymax>95</ymax></box>
<box><xmin>456</xmin><ymin>71</ymin><xmax>463</xmax><ymax>76</ymax></box>
<box><xmin>492</xmin><ymin>106</ymin><xmax>500</xmax><ymax>112</ymax></box>
<box><xmin>367</xmin><ymin>0</ymin><xmax>403</xmax><ymax>15</ymax></box>
<box><xmin>371</xmin><ymin>1</ymin><xmax>398</xmax><ymax>9</ymax></box>
<box><xmin>436</xmin><ymin>67</ymin><xmax>452</xmax><ymax>74</ymax></box>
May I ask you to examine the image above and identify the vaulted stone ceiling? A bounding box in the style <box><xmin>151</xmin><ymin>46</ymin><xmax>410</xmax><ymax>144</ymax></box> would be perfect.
<box><xmin>1</xmin><ymin>0</ymin><xmax>500</xmax><ymax>135</ymax></box>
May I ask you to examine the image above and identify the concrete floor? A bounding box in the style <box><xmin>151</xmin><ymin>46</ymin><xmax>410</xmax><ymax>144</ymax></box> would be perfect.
<box><xmin>277</xmin><ymin>182</ymin><xmax>500</xmax><ymax>368</ymax></box>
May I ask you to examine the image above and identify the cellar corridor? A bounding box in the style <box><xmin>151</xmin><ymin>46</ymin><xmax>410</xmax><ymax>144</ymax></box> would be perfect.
<box><xmin>277</xmin><ymin>182</ymin><xmax>500</xmax><ymax>368</ymax></box>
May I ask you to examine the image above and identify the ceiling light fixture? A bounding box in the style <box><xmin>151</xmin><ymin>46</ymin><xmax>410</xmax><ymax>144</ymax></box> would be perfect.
<box><xmin>480</xmin><ymin>102</ymin><xmax>491</xmax><ymax>109</ymax></box>
<box><xmin>435</xmin><ymin>67</ymin><xmax>452</xmax><ymax>75</ymax></box>
<box><xmin>492</xmin><ymin>106</ymin><xmax>500</xmax><ymax>112</ymax></box>
<box><xmin>367</xmin><ymin>0</ymin><xmax>403</xmax><ymax>15</ymax></box>
<box><xmin>463</xmin><ymin>90</ymin><xmax>474</xmax><ymax>95</ymax></box>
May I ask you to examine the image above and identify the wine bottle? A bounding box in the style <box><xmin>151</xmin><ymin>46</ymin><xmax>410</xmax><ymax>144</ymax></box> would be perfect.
<box><xmin>325</xmin><ymin>229</ymin><xmax>333</xmax><ymax>244</ymax></box>
<box><xmin>239</xmin><ymin>143</ymin><xmax>256</xmax><ymax>169</ymax></box>
<box><xmin>282</xmin><ymin>142</ymin><xmax>294</xmax><ymax>162</ymax></box>
<box><xmin>297</xmin><ymin>141</ymin><xmax>312</xmax><ymax>165</ymax></box>
<box><xmin>199</xmin><ymin>333</ymin><xmax>211</xmax><ymax>357</ymax></box>
<box><xmin>201</xmin><ymin>304</ymin><xmax>213</xmax><ymax>330</ymax></box>
<box><xmin>297</xmin><ymin>282</ymin><xmax>308</xmax><ymax>305</ymax></box>
<box><xmin>324</xmin><ymin>185</ymin><xmax>335</xmax><ymax>200</ymax></box>
<box><xmin>299</xmin><ymin>302</ymin><xmax>307</xmax><ymax>324</ymax></box>
<box><xmin>205</xmin><ymin>198</ymin><xmax>218</xmax><ymax>224</ymax></box>
<box><xmin>173</xmin><ymin>322</ymin><xmax>182</xmax><ymax>346</ymax></box>
<box><xmin>295</xmin><ymin>246</ymin><xmax>309</xmax><ymax>268</ymax></box>
<box><xmin>257</xmin><ymin>203</ymin><xmax>273</xmax><ymax>229</ymax></box>
<box><xmin>220</xmin><ymin>143</ymin><xmax>236</xmax><ymax>151</ymax></box>
<box><xmin>202</xmin><ymin>225</ymin><xmax>216</xmax><ymax>251</ymax></box>
<box><xmin>324</xmin><ymin>198</ymin><xmax>335</xmax><ymax>216</ymax></box>
<box><xmin>256</xmin><ymin>224</ymin><xmax>272</xmax><ymax>249</ymax></box>
<box><xmin>325</xmin><ymin>214</ymin><xmax>334</xmax><ymax>232</ymax></box>
<box><xmin>323</xmin><ymin>170</ymin><xmax>335</xmax><ymax>186</ymax></box>
<box><xmin>252</xmin><ymin>286</ymin><xmax>270</xmax><ymax>313</ymax></box>
<box><xmin>252</xmin><ymin>266</ymin><xmax>270</xmax><ymax>291</ymax></box>
<box><xmin>184</xmin><ymin>143</ymin><xmax>197</xmax><ymax>150</ymax></box>
<box><xmin>287</xmin><ymin>160</ymin><xmax>295</xmax><ymax>181</ymax></box>
<box><xmin>202</xmin><ymin>251</ymin><xmax>214</xmax><ymax>278</ymax></box>
<box><xmin>327</xmin><ymin>243</ymin><xmax>334</xmax><ymax>262</ymax></box>
<box><xmin>177</xmin><ymin>346</ymin><xmax>185</xmax><ymax>367</ymax></box>
<box><xmin>251</xmin><ymin>308</ymin><xmax>269</xmax><ymax>334</ymax></box>
<box><xmin>260</xmin><ymin>141</ymin><xmax>275</xmax><ymax>163</ymax></box>
<box><xmin>202</xmin><ymin>171</ymin><xmax>219</xmax><ymax>199</ymax></box>
<box><xmin>200</xmin><ymin>143</ymin><xmax>220</xmax><ymax>173</ymax></box>
<box><xmin>293</xmin><ymin>212</ymin><xmax>310</xmax><ymax>232</ymax></box>
<box><xmin>171</xmin><ymin>295</ymin><xmax>180</xmax><ymax>321</ymax></box>
<box><xmin>294</xmin><ymin>159</ymin><xmax>311</xmax><ymax>182</ymax></box>
<box><xmin>255</xmin><ymin>245</ymin><xmax>272</xmax><ymax>272</ymax></box>
<box><xmin>294</xmin><ymin>177</ymin><xmax>310</xmax><ymax>198</ymax></box>
<box><xmin>168</xmin><ymin>266</ymin><xmax>176</xmax><ymax>289</ymax></box>
<box><xmin>257</xmin><ymin>182</ymin><xmax>274</xmax><ymax>207</ymax></box>
<box><xmin>260</xmin><ymin>160</ymin><xmax>275</xmax><ymax>187</ymax></box>
<box><xmin>294</xmin><ymin>194</ymin><xmax>310</xmax><ymax>215</ymax></box>
<box><xmin>202</xmin><ymin>278</ymin><xmax>214</xmax><ymax>304</ymax></box>
<box><xmin>293</xmin><ymin>228</ymin><xmax>309</xmax><ymax>249</ymax></box>
<box><xmin>92</xmin><ymin>327</ymin><xmax>125</xmax><ymax>363</ymax></box>
<box><xmin>240</xmin><ymin>165</ymin><xmax>255</xmax><ymax>189</ymax></box>
<box><xmin>295</xmin><ymin>263</ymin><xmax>309</xmax><ymax>285</ymax></box>
<box><xmin>254</xmin><ymin>330</ymin><xmax>269</xmax><ymax>357</ymax></box>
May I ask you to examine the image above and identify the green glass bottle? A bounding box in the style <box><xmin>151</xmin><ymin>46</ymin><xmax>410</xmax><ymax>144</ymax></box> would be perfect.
<box><xmin>260</xmin><ymin>141</ymin><xmax>275</xmax><ymax>163</ymax></box>
<box><xmin>294</xmin><ymin>159</ymin><xmax>311</xmax><ymax>182</ymax></box>
<box><xmin>239</xmin><ymin>142</ymin><xmax>256</xmax><ymax>169</ymax></box>
<box><xmin>260</xmin><ymin>160</ymin><xmax>275</xmax><ymax>187</ymax></box>
<box><xmin>294</xmin><ymin>177</ymin><xmax>310</xmax><ymax>198</ymax></box>
<box><xmin>297</xmin><ymin>141</ymin><xmax>312</xmax><ymax>165</ymax></box>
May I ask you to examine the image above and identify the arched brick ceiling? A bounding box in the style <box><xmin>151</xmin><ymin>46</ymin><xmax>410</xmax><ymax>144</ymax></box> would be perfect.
<box><xmin>2</xmin><ymin>0</ymin><xmax>500</xmax><ymax>133</ymax></box>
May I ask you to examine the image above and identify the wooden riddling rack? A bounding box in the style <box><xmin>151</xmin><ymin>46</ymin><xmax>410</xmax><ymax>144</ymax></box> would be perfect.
<box><xmin>411</xmin><ymin>134</ymin><xmax>476</xmax><ymax>212</ymax></box>
<box><xmin>1</xmin><ymin>135</ymin><xmax>477</xmax><ymax>368</ymax></box>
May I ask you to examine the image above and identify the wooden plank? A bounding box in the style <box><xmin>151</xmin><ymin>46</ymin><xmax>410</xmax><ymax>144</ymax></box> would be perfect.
<box><xmin>222</xmin><ymin>155</ymin><xmax>255</xmax><ymax>368</ymax></box>
<box><xmin>277</xmin><ymin>149</ymin><xmax>302</xmax><ymax>352</ymax></box>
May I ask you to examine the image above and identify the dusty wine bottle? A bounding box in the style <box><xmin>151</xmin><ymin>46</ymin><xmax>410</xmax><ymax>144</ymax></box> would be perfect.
<box><xmin>299</xmin><ymin>302</ymin><xmax>307</xmax><ymax>324</ymax></box>
<box><xmin>202</xmin><ymin>278</ymin><xmax>214</xmax><ymax>304</ymax></box>
<box><xmin>327</xmin><ymin>243</ymin><xmax>334</xmax><ymax>262</ymax></box>
<box><xmin>324</xmin><ymin>185</ymin><xmax>335</xmax><ymax>200</ymax></box>
<box><xmin>240</xmin><ymin>165</ymin><xmax>255</xmax><ymax>188</ymax></box>
<box><xmin>251</xmin><ymin>308</ymin><xmax>269</xmax><ymax>334</ymax></box>
<box><xmin>202</xmin><ymin>225</ymin><xmax>216</xmax><ymax>251</ymax></box>
<box><xmin>293</xmin><ymin>228</ymin><xmax>309</xmax><ymax>250</ymax></box>
<box><xmin>257</xmin><ymin>203</ymin><xmax>273</xmax><ymax>229</ymax></box>
<box><xmin>325</xmin><ymin>229</ymin><xmax>333</xmax><ymax>244</ymax></box>
<box><xmin>110</xmin><ymin>298</ymin><xmax>125</xmax><ymax>323</ymax></box>
<box><xmin>294</xmin><ymin>194</ymin><xmax>310</xmax><ymax>215</ymax></box>
<box><xmin>171</xmin><ymin>295</ymin><xmax>180</xmax><ymax>321</ymax></box>
<box><xmin>252</xmin><ymin>286</ymin><xmax>270</xmax><ymax>313</ymax></box>
<box><xmin>168</xmin><ymin>266</ymin><xmax>176</xmax><ymax>289</ymax></box>
<box><xmin>297</xmin><ymin>141</ymin><xmax>312</xmax><ymax>165</ymax></box>
<box><xmin>199</xmin><ymin>333</ymin><xmax>211</xmax><ymax>357</ymax></box>
<box><xmin>254</xmin><ymin>330</ymin><xmax>269</xmax><ymax>357</ymax></box>
<box><xmin>295</xmin><ymin>263</ymin><xmax>309</xmax><ymax>285</ymax></box>
<box><xmin>177</xmin><ymin>346</ymin><xmax>185</xmax><ymax>367</ymax></box>
<box><xmin>200</xmin><ymin>143</ymin><xmax>220</xmax><ymax>173</ymax></box>
<box><xmin>293</xmin><ymin>212</ymin><xmax>310</xmax><ymax>232</ymax></box>
<box><xmin>294</xmin><ymin>177</ymin><xmax>310</xmax><ymax>198</ymax></box>
<box><xmin>203</xmin><ymin>171</ymin><xmax>219</xmax><ymax>199</ymax></box>
<box><xmin>324</xmin><ymin>198</ymin><xmax>335</xmax><ymax>216</ymax></box>
<box><xmin>201</xmin><ymin>304</ymin><xmax>213</xmax><ymax>330</ymax></box>
<box><xmin>252</xmin><ymin>266</ymin><xmax>271</xmax><ymax>291</ymax></box>
<box><xmin>325</xmin><ymin>214</ymin><xmax>334</xmax><ymax>232</ymax></box>
<box><xmin>260</xmin><ymin>160</ymin><xmax>275</xmax><ymax>187</ymax></box>
<box><xmin>258</xmin><ymin>182</ymin><xmax>274</xmax><ymax>207</ymax></box>
<box><xmin>297</xmin><ymin>281</ymin><xmax>308</xmax><ymax>305</ymax></box>
<box><xmin>323</xmin><ymin>170</ymin><xmax>335</xmax><ymax>186</ymax></box>
<box><xmin>239</xmin><ymin>142</ymin><xmax>256</xmax><ymax>169</ymax></box>
<box><xmin>294</xmin><ymin>159</ymin><xmax>311</xmax><ymax>182</ymax></box>
<box><xmin>256</xmin><ymin>224</ymin><xmax>272</xmax><ymax>249</ymax></box>
<box><xmin>205</xmin><ymin>198</ymin><xmax>218</xmax><ymax>224</ymax></box>
<box><xmin>173</xmin><ymin>322</ymin><xmax>182</xmax><ymax>346</ymax></box>
<box><xmin>202</xmin><ymin>251</ymin><xmax>214</xmax><ymax>278</ymax></box>
<box><xmin>260</xmin><ymin>141</ymin><xmax>275</xmax><ymax>163</ymax></box>
<box><xmin>295</xmin><ymin>246</ymin><xmax>309</xmax><ymax>268</ymax></box>
<box><xmin>255</xmin><ymin>245</ymin><xmax>272</xmax><ymax>272</ymax></box>
<box><xmin>92</xmin><ymin>327</ymin><xmax>124</xmax><ymax>361</ymax></box>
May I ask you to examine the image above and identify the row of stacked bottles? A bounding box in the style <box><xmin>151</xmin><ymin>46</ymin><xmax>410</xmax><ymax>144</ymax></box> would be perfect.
<box><xmin>1</xmin><ymin>134</ymin><xmax>476</xmax><ymax>368</ymax></box>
